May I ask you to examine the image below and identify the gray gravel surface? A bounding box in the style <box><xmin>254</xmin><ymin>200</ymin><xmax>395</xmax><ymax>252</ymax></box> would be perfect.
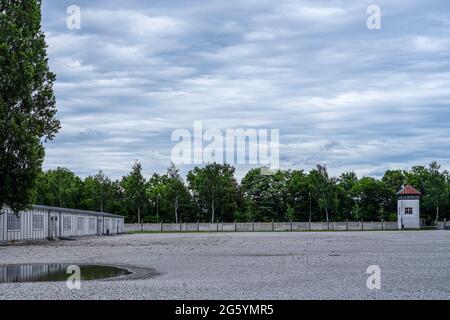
<box><xmin>0</xmin><ymin>231</ymin><xmax>449</xmax><ymax>300</ymax></box>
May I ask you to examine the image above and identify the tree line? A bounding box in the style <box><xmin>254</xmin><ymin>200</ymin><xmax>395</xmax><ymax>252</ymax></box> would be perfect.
<box><xmin>34</xmin><ymin>161</ymin><xmax>450</xmax><ymax>225</ymax></box>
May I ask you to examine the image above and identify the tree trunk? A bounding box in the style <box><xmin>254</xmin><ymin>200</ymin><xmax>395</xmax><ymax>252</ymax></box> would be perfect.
<box><xmin>174</xmin><ymin>197</ymin><xmax>179</xmax><ymax>223</ymax></box>
<box><xmin>211</xmin><ymin>198</ymin><xmax>215</xmax><ymax>223</ymax></box>
<box><xmin>156</xmin><ymin>198</ymin><xmax>159</xmax><ymax>223</ymax></box>
<box><xmin>137</xmin><ymin>206</ymin><xmax>141</xmax><ymax>224</ymax></box>
<box><xmin>435</xmin><ymin>206</ymin><xmax>439</xmax><ymax>225</ymax></box>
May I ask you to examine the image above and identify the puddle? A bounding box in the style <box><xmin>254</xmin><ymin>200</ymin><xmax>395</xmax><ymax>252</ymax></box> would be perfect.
<box><xmin>0</xmin><ymin>264</ymin><xmax>132</xmax><ymax>284</ymax></box>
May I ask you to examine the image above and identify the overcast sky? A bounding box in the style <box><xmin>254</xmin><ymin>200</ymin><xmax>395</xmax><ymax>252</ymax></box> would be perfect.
<box><xmin>40</xmin><ymin>0</ymin><xmax>450</xmax><ymax>180</ymax></box>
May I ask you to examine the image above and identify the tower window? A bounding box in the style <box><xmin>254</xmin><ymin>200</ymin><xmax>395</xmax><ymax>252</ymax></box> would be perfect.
<box><xmin>405</xmin><ymin>207</ymin><xmax>413</xmax><ymax>214</ymax></box>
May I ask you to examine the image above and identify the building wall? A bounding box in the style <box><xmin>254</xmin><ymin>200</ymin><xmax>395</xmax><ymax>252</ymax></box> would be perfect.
<box><xmin>0</xmin><ymin>206</ymin><xmax>125</xmax><ymax>242</ymax></box>
<box><xmin>397</xmin><ymin>199</ymin><xmax>421</xmax><ymax>229</ymax></box>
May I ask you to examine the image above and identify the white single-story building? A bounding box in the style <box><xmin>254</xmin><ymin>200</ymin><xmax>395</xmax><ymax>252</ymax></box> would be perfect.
<box><xmin>0</xmin><ymin>205</ymin><xmax>125</xmax><ymax>242</ymax></box>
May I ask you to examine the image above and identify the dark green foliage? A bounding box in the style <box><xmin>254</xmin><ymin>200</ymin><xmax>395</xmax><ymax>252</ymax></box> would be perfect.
<box><xmin>308</xmin><ymin>165</ymin><xmax>337</xmax><ymax>223</ymax></box>
<box><xmin>407</xmin><ymin>162</ymin><xmax>449</xmax><ymax>224</ymax></box>
<box><xmin>350</xmin><ymin>177</ymin><xmax>390</xmax><ymax>221</ymax></box>
<box><xmin>32</xmin><ymin>161</ymin><xmax>450</xmax><ymax>224</ymax></box>
<box><xmin>241</xmin><ymin>168</ymin><xmax>290</xmax><ymax>222</ymax></box>
<box><xmin>146</xmin><ymin>164</ymin><xmax>194</xmax><ymax>223</ymax></box>
<box><xmin>121</xmin><ymin>161</ymin><xmax>147</xmax><ymax>223</ymax></box>
<box><xmin>80</xmin><ymin>171</ymin><xmax>116</xmax><ymax>213</ymax></box>
<box><xmin>285</xmin><ymin>170</ymin><xmax>311</xmax><ymax>221</ymax></box>
<box><xmin>35</xmin><ymin>167</ymin><xmax>82</xmax><ymax>209</ymax></box>
<box><xmin>0</xmin><ymin>0</ymin><xmax>60</xmax><ymax>212</ymax></box>
<box><xmin>382</xmin><ymin>170</ymin><xmax>406</xmax><ymax>214</ymax></box>
<box><xmin>187</xmin><ymin>163</ymin><xmax>239</xmax><ymax>222</ymax></box>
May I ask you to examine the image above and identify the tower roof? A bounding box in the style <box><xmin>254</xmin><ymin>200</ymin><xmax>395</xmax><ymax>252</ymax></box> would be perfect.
<box><xmin>396</xmin><ymin>185</ymin><xmax>422</xmax><ymax>196</ymax></box>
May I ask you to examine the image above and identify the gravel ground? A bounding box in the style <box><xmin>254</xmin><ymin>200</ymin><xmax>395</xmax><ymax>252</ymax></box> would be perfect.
<box><xmin>0</xmin><ymin>231</ymin><xmax>449</xmax><ymax>300</ymax></box>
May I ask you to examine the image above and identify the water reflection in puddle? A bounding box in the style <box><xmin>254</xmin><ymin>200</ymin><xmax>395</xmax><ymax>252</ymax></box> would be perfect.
<box><xmin>0</xmin><ymin>264</ymin><xmax>131</xmax><ymax>284</ymax></box>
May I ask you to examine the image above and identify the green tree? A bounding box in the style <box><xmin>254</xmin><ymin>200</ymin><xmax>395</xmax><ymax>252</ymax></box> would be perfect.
<box><xmin>81</xmin><ymin>171</ymin><xmax>114</xmax><ymax>213</ymax></box>
<box><xmin>241</xmin><ymin>168</ymin><xmax>290</xmax><ymax>222</ymax></box>
<box><xmin>285</xmin><ymin>170</ymin><xmax>310</xmax><ymax>221</ymax></box>
<box><xmin>405</xmin><ymin>166</ymin><xmax>428</xmax><ymax>194</ymax></box>
<box><xmin>351</xmin><ymin>177</ymin><xmax>390</xmax><ymax>221</ymax></box>
<box><xmin>308</xmin><ymin>165</ymin><xmax>336</xmax><ymax>223</ymax></box>
<box><xmin>382</xmin><ymin>170</ymin><xmax>405</xmax><ymax>193</ymax></box>
<box><xmin>339</xmin><ymin>172</ymin><xmax>358</xmax><ymax>191</ymax></box>
<box><xmin>241</xmin><ymin>168</ymin><xmax>266</xmax><ymax>221</ymax></box>
<box><xmin>337</xmin><ymin>172</ymin><xmax>359</xmax><ymax>220</ymax></box>
<box><xmin>382</xmin><ymin>169</ymin><xmax>406</xmax><ymax>214</ymax></box>
<box><xmin>405</xmin><ymin>162</ymin><xmax>449</xmax><ymax>224</ymax></box>
<box><xmin>35</xmin><ymin>167</ymin><xmax>83</xmax><ymax>209</ymax></box>
<box><xmin>146</xmin><ymin>165</ymin><xmax>194</xmax><ymax>223</ymax></box>
<box><xmin>146</xmin><ymin>173</ymin><xmax>169</xmax><ymax>222</ymax></box>
<box><xmin>187</xmin><ymin>163</ymin><xmax>239</xmax><ymax>222</ymax></box>
<box><xmin>121</xmin><ymin>161</ymin><xmax>147</xmax><ymax>223</ymax></box>
<box><xmin>422</xmin><ymin>162</ymin><xmax>448</xmax><ymax>224</ymax></box>
<box><xmin>0</xmin><ymin>0</ymin><xmax>60</xmax><ymax>212</ymax></box>
<box><xmin>109</xmin><ymin>180</ymin><xmax>127</xmax><ymax>216</ymax></box>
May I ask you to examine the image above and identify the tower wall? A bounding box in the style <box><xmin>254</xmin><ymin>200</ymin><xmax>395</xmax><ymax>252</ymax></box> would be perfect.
<box><xmin>397</xmin><ymin>198</ymin><xmax>420</xmax><ymax>229</ymax></box>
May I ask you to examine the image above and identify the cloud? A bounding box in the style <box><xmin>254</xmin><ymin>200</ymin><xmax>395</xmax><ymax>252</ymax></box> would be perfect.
<box><xmin>40</xmin><ymin>0</ymin><xmax>450</xmax><ymax>180</ymax></box>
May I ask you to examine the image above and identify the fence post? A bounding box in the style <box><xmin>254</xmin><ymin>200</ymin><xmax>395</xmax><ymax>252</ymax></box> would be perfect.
<box><xmin>252</xmin><ymin>221</ymin><xmax>255</xmax><ymax>232</ymax></box>
<box><xmin>197</xmin><ymin>221</ymin><xmax>200</xmax><ymax>232</ymax></box>
<box><xmin>217</xmin><ymin>220</ymin><xmax>219</xmax><ymax>232</ymax></box>
<box><xmin>346</xmin><ymin>220</ymin><xmax>348</xmax><ymax>231</ymax></box>
<box><xmin>309</xmin><ymin>221</ymin><xmax>311</xmax><ymax>231</ymax></box>
<box><xmin>444</xmin><ymin>218</ymin><xmax>447</xmax><ymax>229</ymax></box>
<box><xmin>361</xmin><ymin>219</ymin><xmax>364</xmax><ymax>231</ymax></box>
<box><xmin>160</xmin><ymin>220</ymin><xmax>163</xmax><ymax>232</ymax></box>
<box><xmin>381</xmin><ymin>219</ymin><xmax>384</xmax><ymax>230</ymax></box>
<box><xmin>327</xmin><ymin>221</ymin><xmax>330</xmax><ymax>231</ymax></box>
<box><xmin>290</xmin><ymin>221</ymin><xmax>293</xmax><ymax>232</ymax></box>
<box><xmin>180</xmin><ymin>222</ymin><xmax>182</xmax><ymax>232</ymax></box>
<box><xmin>272</xmin><ymin>220</ymin><xmax>274</xmax><ymax>232</ymax></box>
<box><xmin>234</xmin><ymin>221</ymin><xmax>237</xmax><ymax>232</ymax></box>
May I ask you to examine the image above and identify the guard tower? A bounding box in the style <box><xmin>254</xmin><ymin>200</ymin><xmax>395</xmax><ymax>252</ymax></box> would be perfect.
<box><xmin>397</xmin><ymin>185</ymin><xmax>422</xmax><ymax>229</ymax></box>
